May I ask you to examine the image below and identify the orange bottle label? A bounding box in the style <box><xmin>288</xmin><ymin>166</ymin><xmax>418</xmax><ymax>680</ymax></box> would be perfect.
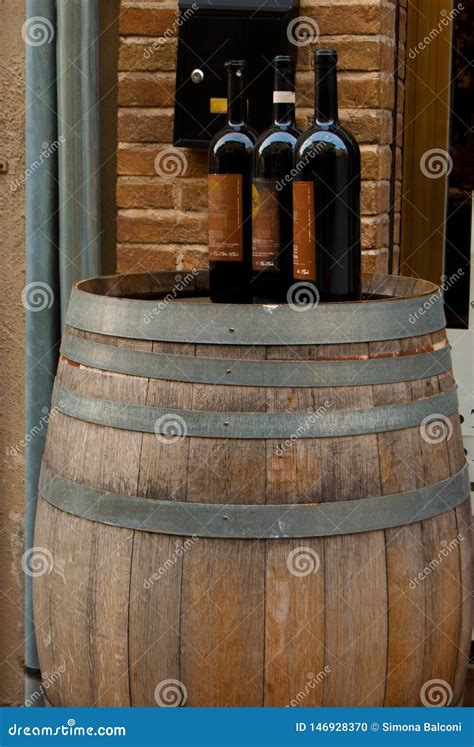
<box><xmin>208</xmin><ymin>174</ymin><xmax>243</xmax><ymax>261</ymax></box>
<box><xmin>293</xmin><ymin>181</ymin><xmax>316</xmax><ymax>281</ymax></box>
<box><xmin>252</xmin><ymin>179</ymin><xmax>280</xmax><ymax>272</ymax></box>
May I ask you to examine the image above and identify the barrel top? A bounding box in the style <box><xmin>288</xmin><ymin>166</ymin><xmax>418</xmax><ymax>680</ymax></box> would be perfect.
<box><xmin>66</xmin><ymin>271</ymin><xmax>445</xmax><ymax>345</ymax></box>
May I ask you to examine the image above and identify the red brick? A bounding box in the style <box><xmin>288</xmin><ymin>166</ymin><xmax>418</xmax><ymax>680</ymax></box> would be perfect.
<box><xmin>395</xmin><ymin>146</ymin><xmax>402</xmax><ymax>180</ymax></box>
<box><xmin>361</xmin><ymin>146</ymin><xmax>392</xmax><ymax>180</ymax></box>
<box><xmin>381</xmin><ymin>38</ymin><xmax>396</xmax><ymax>74</ymax></box>
<box><xmin>361</xmin><ymin>180</ymin><xmax>390</xmax><ymax>215</ymax></box>
<box><xmin>295</xmin><ymin>114</ymin><xmax>308</xmax><ymax>132</ymax></box>
<box><xmin>297</xmin><ymin>72</ymin><xmax>390</xmax><ymax>110</ymax></box>
<box><xmin>118</xmin><ymin>145</ymin><xmax>158</xmax><ymax>175</ymax></box>
<box><xmin>396</xmin><ymin>112</ymin><xmax>403</xmax><ymax>147</ymax></box>
<box><xmin>393</xmin><ymin>180</ymin><xmax>402</xmax><ymax>213</ymax></box>
<box><xmin>362</xmin><ymin>248</ymin><xmax>389</xmax><ymax>274</ymax></box>
<box><xmin>397</xmin><ymin>79</ymin><xmax>405</xmax><ymax>113</ymax></box>
<box><xmin>118</xmin><ymin>74</ymin><xmax>176</xmax><ymax>107</ymax></box>
<box><xmin>118</xmin><ymin>39</ymin><xmax>177</xmax><ymax>72</ymax></box>
<box><xmin>361</xmin><ymin>214</ymin><xmax>390</xmax><ymax>250</ymax></box>
<box><xmin>117</xmin><ymin>209</ymin><xmax>207</xmax><ymax>244</ymax></box>
<box><xmin>117</xmin><ymin>146</ymin><xmax>207</xmax><ymax>176</ymax></box>
<box><xmin>399</xmin><ymin>7</ymin><xmax>407</xmax><ymax>44</ymax></box>
<box><xmin>392</xmin><ymin>244</ymin><xmax>400</xmax><ymax>274</ymax></box>
<box><xmin>118</xmin><ymin>109</ymin><xmax>173</xmax><ymax>143</ymax></box>
<box><xmin>393</xmin><ymin>212</ymin><xmax>401</xmax><ymax>244</ymax></box>
<box><xmin>117</xmin><ymin>244</ymin><xmax>179</xmax><ymax>273</ymax></box>
<box><xmin>298</xmin><ymin>108</ymin><xmax>392</xmax><ymax>143</ymax></box>
<box><xmin>116</xmin><ymin>1</ymin><xmax>407</xmax><ymax>272</ymax></box>
<box><xmin>177</xmin><ymin>179</ymin><xmax>208</xmax><ymax>210</ymax></box>
<box><xmin>179</xmin><ymin>247</ymin><xmax>209</xmax><ymax>271</ymax></box>
<box><xmin>342</xmin><ymin>109</ymin><xmax>393</xmax><ymax>144</ymax></box>
<box><xmin>398</xmin><ymin>42</ymin><xmax>406</xmax><ymax>81</ymax></box>
<box><xmin>297</xmin><ymin>38</ymin><xmax>395</xmax><ymax>72</ymax></box>
<box><xmin>119</xmin><ymin>6</ymin><xmax>178</xmax><ymax>36</ymax></box>
<box><xmin>380</xmin><ymin>74</ymin><xmax>395</xmax><ymax>109</ymax></box>
<box><xmin>299</xmin><ymin>1</ymin><xmax>396</xmax><ymax>36</ymax></box>
<box><xmin>116</xmin><ymin>178</ymin><xmax>174</xmax><ymax>209</ymax></box>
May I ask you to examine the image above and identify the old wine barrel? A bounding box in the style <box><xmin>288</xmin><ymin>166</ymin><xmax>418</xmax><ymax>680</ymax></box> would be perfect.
<box><xmin>33</xmin><ymin>271</ymin><xmax>471</xmax><ymax>707</ymax></box>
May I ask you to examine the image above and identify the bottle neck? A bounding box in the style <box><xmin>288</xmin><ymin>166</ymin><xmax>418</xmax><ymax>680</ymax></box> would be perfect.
<box><xmin>227</xmin><ymin>68</ymin><xmax>247</xmax><ymax>127</ymax></box>
<box><xmin>273</xmin><ymin>94</ymin><xmax>296</xmax><ymax>127</ymax></box>
<box><xmin>314</xmin><ymin>62</ymin><xmax>338</xmax><ymax>125</ymax></box>
<box><xmin>273</xmin><ymin>62</ymin><xmax>296</xmax><ymax>127</ymax></box>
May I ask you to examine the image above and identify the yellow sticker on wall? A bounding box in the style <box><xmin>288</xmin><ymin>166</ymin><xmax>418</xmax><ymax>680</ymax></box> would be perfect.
<box><xmin>210</xmin><ymin>98</ymin><xmax>227</xmax><ymax>114</ymax></box>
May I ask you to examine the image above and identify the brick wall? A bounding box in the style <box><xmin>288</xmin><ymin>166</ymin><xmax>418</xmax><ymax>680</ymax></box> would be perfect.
<box><xmin>117</xmin><ymin>0</ymin><xmax>407</xmax><ymax>276</ymax></box>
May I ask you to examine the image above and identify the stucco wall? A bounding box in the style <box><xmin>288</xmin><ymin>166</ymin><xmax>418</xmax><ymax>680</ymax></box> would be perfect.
<box><xmin>0</xmin><ymin>2</ymin><xmax>27</xmax><ymax>707</ymax></box>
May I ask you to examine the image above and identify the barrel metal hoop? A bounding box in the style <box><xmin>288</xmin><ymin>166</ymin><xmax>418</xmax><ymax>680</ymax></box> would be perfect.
<box><xmin>61</xmin><ymin>333</ymin><xmax>453</xmax><ymax>388</ymax></box>
<box><xmin>52</xmin><ymin>383</ymin><xmax>459</xmax><ymax>439</ymax></box>
<box><xmin>66</xmin><ymin>287</ymin><xmax>446</xmax><ymax>345</ymax></box>
<box><xmin>39</xmin><ymin>464</ymin><xmax>470</xmax><ymax>539</ymax></box>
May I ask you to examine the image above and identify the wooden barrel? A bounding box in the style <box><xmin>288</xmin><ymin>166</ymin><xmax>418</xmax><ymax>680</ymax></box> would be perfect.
<box><xmin>33</xmin><ymin>271</ymin><xmax>471</xmax><ymax>707</ymax></box>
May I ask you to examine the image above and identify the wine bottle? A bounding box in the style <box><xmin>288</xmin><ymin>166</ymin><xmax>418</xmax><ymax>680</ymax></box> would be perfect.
<box><xmin>208</xmin><ymin>60</ymin><xmax>257</xmax><ymax>303</ymax></box>
<box><xmin>293</xmin><ymin>49</ymin><xmax>361</xmax><ymax>302</ymax></box>
<box><xmin>251</xmin><ymin>55</ymin><xmax>300</xmax><ymax>304</ymax></box>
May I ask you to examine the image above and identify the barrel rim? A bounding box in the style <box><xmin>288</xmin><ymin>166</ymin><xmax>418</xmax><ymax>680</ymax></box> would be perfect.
<box><xmin>73</xmin><ymin>270</ymin><xmax>440</xmax><ymax>302</ymax></box>
<box><xmin>65</xmin><ymin>272</ymin><xmax>446</xmax><ymax>345</ymax></box>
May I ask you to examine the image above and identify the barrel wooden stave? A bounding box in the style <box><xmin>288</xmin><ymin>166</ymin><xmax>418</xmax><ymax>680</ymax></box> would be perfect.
<box><xmin>33</xmin><ymin>273</ymin><xmax>472</xmax><ymax>707</ymax></box>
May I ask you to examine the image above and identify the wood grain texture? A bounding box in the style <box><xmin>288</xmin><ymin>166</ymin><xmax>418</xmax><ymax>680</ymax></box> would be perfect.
<box><xmin>33</xmin><ymin>277</ymin><xmax>471</xmax><ymax>707</ymax></box>
<box><xmin>180</xmin><ymin>344</ymin><xmax>266</xmax><ymax>705</ymax></box>
<box><xmin>401</xmin><ymin>0</ymin><xmax>452</xmax><ymax>282</ymax></box>
<box><xmin>128</xmin><ymin>532</ymin><xmax>183</xmax><ymax>706</ymax></box>
<box><xmin>453</xmin><ymin>497</ymin><xmax>473</xmax><ymax>703</ymax></box>
<box><xmin>370</xmin><ymin>335</ymin><xmax>426</xmax><ymax>705</ymax></box>
<box><xmin>180</xmin><ymin>538</ymin><xmax>265</xmax><ymax>706</ymax></box>
<box><xmin>264</xmin><ymin>539</ymin><xmax>325</xmax><ymax>706</ymax></box>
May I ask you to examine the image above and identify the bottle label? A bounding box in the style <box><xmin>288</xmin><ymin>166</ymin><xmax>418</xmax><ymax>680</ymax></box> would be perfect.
<box><xmin>273</xmin><ymin>91</ymin><xmax>296</xmax><ymax>104</ymax></box>
<box><xmin>208</xmin><ymin>174</ymin><xmax>243</xmax><ymax>261</ymax></box>
<box><xmin>293</xmin><ymin>181</ymin><xmax>316</xmax><ymax>281</ymax></box>
<box><xmin>252</xmin><ymin>179</ymin><xmax>280</xmax><ymax>272</ymax></box>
